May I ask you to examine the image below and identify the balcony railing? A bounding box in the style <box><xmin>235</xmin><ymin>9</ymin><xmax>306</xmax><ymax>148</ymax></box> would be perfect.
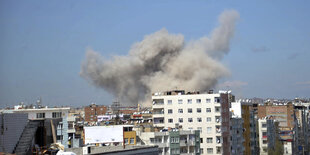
<box><xmin>153</xmin><ymin>111</ymin><xmax>164</xmax><ymax>114</ymax></box>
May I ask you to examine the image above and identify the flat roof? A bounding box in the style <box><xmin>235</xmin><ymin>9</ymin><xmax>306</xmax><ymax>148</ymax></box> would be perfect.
<box><xmin>13</xmin><ymin>107</ymin><xmax>70</xmax><ymax>112</ymax></box>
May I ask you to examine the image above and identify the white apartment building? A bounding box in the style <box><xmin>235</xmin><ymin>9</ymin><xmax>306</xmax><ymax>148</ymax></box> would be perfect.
<box><xmin>152</xmin><ymin>90</ymin><xmax>232</xmax><ymax>155</ymax></box>
<box><xmin>258</xmin><ymin>119</ymin><xmax>268</xmax><ymax>155</ymax></box>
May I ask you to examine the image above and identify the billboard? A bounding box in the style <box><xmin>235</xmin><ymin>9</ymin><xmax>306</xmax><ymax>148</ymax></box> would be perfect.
<box><xmin>84</xmin><ymin>126</ymin><xmax>123</xmax><ymax>144</ymax></box>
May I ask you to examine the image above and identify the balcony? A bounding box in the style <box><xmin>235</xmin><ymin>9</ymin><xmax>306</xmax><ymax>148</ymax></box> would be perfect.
<box><xmin>155</xmin><ymin>132</ymin><xmax>168</xmax><ymax>136</ymax></box>
<box><xmin>215</xmin><ymin>117</ymin><xmax>221</xmax><ymax>124</ymax></box>
<box><xmin>216</xmin><ymin>126</ymin><xmax>221</xmax><ymax>134</ymax></box>
<box><xmin>155</xmin><ymin>142</ymin><xmax>168</xmax><ymax>148</ymax></box>
<box><xmin>216</xmin><ymin>137</ymin><xmax>222</xmax><ymax>144</ymax></box>
<box><xmin>216</xmin><ymin>147</ymin><xmax>222</xmax><ymax>154</ymax></box>
<box><xmin>153</xmin><ymin>110</ymin><xmax>164</xmax><ymax>117</ymax></box>
<box><xmin>180</xmin><ymin>140</ymin><xmax>187</xmax><ymax>146</ymax></box>
<box><xmin>180</xmin><ymin>130</ymin><xmax>196</xmax><ymax>135</ymax></box>
<box><xmin>67</xmin><ymin>116</ymin><xmax>75</xmax><ymax>122</ymax></box>
<box><xmin>153</xmin><ymin>117</ymin><xmax>164</xmax><ymax>127</ymax></box>
<box><xmin>153</xmin><ymin>99</ymin><xmax>164</xmax><ymax>108</ymax></box>
<box><xmin>67</xmin><ymin>128</ymin><xmax>76</xmax><ymax>133</ymax></box>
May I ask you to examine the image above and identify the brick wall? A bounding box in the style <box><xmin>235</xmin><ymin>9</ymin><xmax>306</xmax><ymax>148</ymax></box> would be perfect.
<box><xmin>84</xmin><ymin>105</ymin><xmax>107</xmax><ymax>122</ymax></box>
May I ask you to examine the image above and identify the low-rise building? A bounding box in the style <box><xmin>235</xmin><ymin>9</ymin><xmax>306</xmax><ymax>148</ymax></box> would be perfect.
<box><xmin>84</xmin><ymin>104</ymin><xmax>107</xmax><ymax>122</ymax></box>
<box><xmin>137</xmin><ymin>129</ymin><xmax>200</xmax><ymax>155</ymax></box>
<box><xmin>84</xmin><ymin>125</ymin><xmax>136</xmax><ymax>146</ymax></box>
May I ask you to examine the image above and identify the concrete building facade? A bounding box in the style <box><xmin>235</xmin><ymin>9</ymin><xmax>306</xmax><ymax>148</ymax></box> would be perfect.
<box><xmin>137</xmin><ymin>130</ymin><xmax>200</xmax><ymax>155</ymax></box>
<box><xmin>13</xmin><ymin>107</ymin><xmax>71</xmax><ymax>148</ymax></box>
<box><xmin>152</xmin><ymin>90</ymin><xmax>232</xmax><ymax>155</ymax></box>
<box><xmin>258</xmin><ymin>118</ymin><xmax>278</xmax><ymax>155</ymax></box>
<box><xmin>0</xmin><ymin>113</ymin><xmax>28</xmax><ymax>154</ymax></box>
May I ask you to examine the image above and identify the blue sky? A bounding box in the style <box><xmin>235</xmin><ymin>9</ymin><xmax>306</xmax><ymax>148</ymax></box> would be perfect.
<box><xmin>0</xmin><ymin>0</ymin><xmax>309</xmax><ymax>107</ymax></box>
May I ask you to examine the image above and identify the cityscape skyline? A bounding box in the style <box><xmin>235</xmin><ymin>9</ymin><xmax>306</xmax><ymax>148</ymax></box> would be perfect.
<box><xmin>1</xmin><ymin>0</ymin><xmax>310</xmax><ymax>108</ymax></box>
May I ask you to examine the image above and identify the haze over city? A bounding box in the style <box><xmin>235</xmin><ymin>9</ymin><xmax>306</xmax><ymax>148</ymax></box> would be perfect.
<box><xmin>1</xmin><ymin>0</ymin><xmax>310</xmax><ymax>108</ymax></box>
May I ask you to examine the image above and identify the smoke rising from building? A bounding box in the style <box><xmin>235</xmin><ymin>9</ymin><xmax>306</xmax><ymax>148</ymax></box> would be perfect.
<box><xmin>80</xmin><ymin>10</ymin><xmax>239</xmax><ymax>106</ymax></box>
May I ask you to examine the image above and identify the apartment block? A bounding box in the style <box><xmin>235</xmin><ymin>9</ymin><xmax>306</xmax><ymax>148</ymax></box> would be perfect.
<box><xmin>230</xmin><ymin>101</ymin><xmax>245</xmax><ymax>155</ymax></box>
<box><xmin>84</xmin><ymin>104</ymin><xmax>107</xmax><ymax>122</ymax></box>
<box><xmin>258</xmin><ymin>118</ymin><xmax>279</xmax><ymax>155</ymax></box>
<box><xmin>258</xmin><ymin>103</ymin><xmax>294</xmax><ymax>130</ymax></box>
<box><xmin>152</xmin><ymin>90</ymin><xmax>232</xmax><ymax>155</ymax></box>
<box><xmin>233</xmin><ymin>100</ymin><xmax>259</xmax><ymax>155</ymax></box>
<box><xmin>137</xmin><ymin>129</ymin><xmax>200</xmax><ymax>155</ymax></box>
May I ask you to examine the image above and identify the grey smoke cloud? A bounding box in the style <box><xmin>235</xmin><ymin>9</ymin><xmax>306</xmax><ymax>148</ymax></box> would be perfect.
<box><xmin>80</xmin><ymin>10</ymin><xmax>239</xmax><ymax>106</ymax></box>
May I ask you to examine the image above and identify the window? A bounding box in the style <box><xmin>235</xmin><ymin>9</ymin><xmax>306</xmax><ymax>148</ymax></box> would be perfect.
<box><xmin>215</xmin><ymin>97</ymin><xmax>220</xmax><ymax>103</ymax></box>
<box><xmin>216</xmin><ymin>147</ymin><xmax>221</xmax><ymax>154</ymax></box>
<box><xmin>179</xmin><ymin>118</ymin><xmax>183</xmax><ymax>123</ymax></box>
<box><xmin>171</xmin><ymin>148</ymin><xmax>180</xmax><ymax>154</ymax></box>
<box><xmin>207</xmin><ymin>148</ymin><xmax>213</xmax><ymax>154</ymax></box>
<box><xmin>178</xmin><ymin>99</ymin><xmax>183</xmax><ymax>104</ymax></box>
<box><xmin>197</xmin><ymin>108</ymin><xmax>201</xmax><ymax>113</ymax></box>
<box><xmin>168</xmin><ymin>100</ymin><xmax>172</xmax><ymax>104</ymax></box>
<box><xmin>130</xmin><ymin>138</ymin><xmax>134</xmax><ymax>144</ymax></box>
<box><xmin>178</xmin><ymin>109</ymin><xmax>183</xmax><ymax>113</ymax></box>
<box><xmin>206</xmin><ymin>108</ymin><xmax>211</xmax><ymax>113</ymax></box>
<box><xmin>57</xmin><ymin>135</ymin><xmax>63</xmax><ymax>141</ymax></box>
<box><xmin>125</xmin><ymin>138</ymin><xmax>129</xmax><ymax>144</ymax></box>
<box><xmin>215</xmin><ymin>107</ymin><xmax>221</xmax><ymax>113</ymax></box>
<box><xmin>36</xmin><ymin>113</ymin><xmax>45</xmax><ymax>118</ymax></box>
<box><xmin>187</xmin><ymin>99</ymin><xmax>192</xmax><ymax>104</ymax></box>
<box><xmin>57</xmin><ymin>124</ymin><xmax>63</xmax><ymax>130</ymax></box>
<box><xmin>188</xmin><ymin>108</ymin><xmax>192</xmax><ymax>113</ymax></box>
<box><xmin>197</xmin><ymin>117</ymin><xmax>202</xmax><ymax>122</ymax></box>
<box><xmin>196</xmin><ymin>99</ymin><xmax>201</xmax><ymax>103</ymax></box>
<box><xmin>52</xmin><ymin>112</ymin><xmax>62</xmax><ymax>118</ymax></box>
<box><xmin>168</xmin><ymin>109</ymin><xmax>173</xmax><ymax>114</ymax></box>
<box><xmin>207</xmin><ymin>127</ymin><xmax>212</xmax><ymax>134</ymax></box>
<box><xmin>200</xmin><ymin>138</ymin><xmax>203</xmax><ymax>143</ymax></box>
<box><xmin>197</xmin><ymin>127</ymin><xmax>202</xmax><ymax>133</ymax></box>
<box><xmin>188</xmin><ymin>118</ymin><xmax>193</xmax><ymax>122</ymax></box>
<box><xmin>262</xmin><ymin>123</ymin><xmax>267</xmax><ymax>128</ymax></box>
<box><xmin>263</xmin><ymin>132</ymin><xmax>267</xmax><ymax>136</ymax></box>
<box><xmin>207</xmin><ymin>117</ymin><xmax>212</xmax><ymax>122</ymax></box>
<box><xmin>171</xmin><ymin>137</ymin><xmax>179</xmax><ymax>143</ymax></box>
<box><xmin>215</xmin><ymin>116</ymin><xmax>221</xmax><ymax>123</ymax></box>
<box><xmin>168</xmin><ymin>119</ymin><xmax>173</xmax><ymax>123</ymax></box>
<box><xmin>188</xmin><ymin>127</ymin><xmax>193</xmax><ymax>130</ymax></box>
<box><xmin>206</xmin><ymin>98</ymin><xmax>211</xmax><ymax>103</ymax></box>
<box><xmin>263</xmin><ymin>140</ymin><xmax>267</xmax><ymax>144</ymax></box>
<box><xmin>200</xmin><ymin>148</ymin><xmax>204</xmax><ymax>154</ymax></box>
<box><xmin>207</xmin><ymin>138</ymin><xmax>213</xmax><ymax>143</ymax></box>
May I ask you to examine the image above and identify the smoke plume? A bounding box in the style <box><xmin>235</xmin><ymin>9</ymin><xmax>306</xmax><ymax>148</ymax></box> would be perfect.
<box><xmin>80</xmin><ymin>10</ymin><xmax>239</xmax><ymax>106</ymax></box>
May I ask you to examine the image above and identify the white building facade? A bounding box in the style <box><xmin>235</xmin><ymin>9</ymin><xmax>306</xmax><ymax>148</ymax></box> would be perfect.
<box><xmin>152</xmin><ymin>90</ymin><xmax>232</xmax><ymax>155</ymax></box>
<box><xmin>258</xmin><ymin>119</ymin><xmax>268</xmax><ymax>155</ymax></box>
